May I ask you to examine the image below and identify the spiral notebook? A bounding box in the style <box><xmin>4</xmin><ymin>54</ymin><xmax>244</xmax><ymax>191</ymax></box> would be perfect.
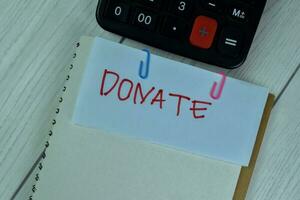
<box><xmin>31</xmin><ymin>36</ymin><xmax>274</xmax><ymax>200</ymax></box>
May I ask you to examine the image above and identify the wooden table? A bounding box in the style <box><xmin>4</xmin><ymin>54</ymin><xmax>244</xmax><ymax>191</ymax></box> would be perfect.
<box><xmin>0</xmin><ymin>0</ymin><xmax>300</xmax><ymax>199</ymax></box>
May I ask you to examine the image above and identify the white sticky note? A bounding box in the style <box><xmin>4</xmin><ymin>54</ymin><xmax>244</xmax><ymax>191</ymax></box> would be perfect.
<box><xmin>72</xmin><ymin>37</ymin><xmax>268</xmax><ymax>166</ymax></box>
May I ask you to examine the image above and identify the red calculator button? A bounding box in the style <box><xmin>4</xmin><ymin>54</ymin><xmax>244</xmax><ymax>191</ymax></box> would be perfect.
<box><xmin>189</xmin><ymin>16</ymin><xmax>218</xmax><ymax>49</ymax></box>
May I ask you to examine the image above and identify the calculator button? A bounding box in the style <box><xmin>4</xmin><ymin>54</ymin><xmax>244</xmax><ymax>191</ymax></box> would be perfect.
<box><xmin>201</xmin><ymin>0</ymin><xmax>219</xmax><ymax>11</ymax></box>
<box><xmin>133</xmin><ymin>9</ymin><xmax>158</xmax><ymax>30</ymax></box>
<box><xmin>228</xmin><ymin>6</ymin><xmax>249</xmax><ymax>22</ymax></box>
<box><xmin>170</xmin><ymin>0</ymin><xmax>193</xmax><ymax>17</ymax></box>
<box><xmin>106</xmin><ymin>2</ymin><xmax>130</xmax><ymax>23</ymax></box>
<box><xmin>161</xmin><ymin>17</ymin><xmax>187</xmax><ymax>39</ymax></box>
<box><xmin>218</xmin><ymin>27</ymin><xmax>243</xmax><ymax>57</ymax></box>
<box><xmin>189</xmin><ymin>16</ymin><xmax>218</xmax><ymax>49</ymax></box>
<box><xmin>137</xmin><ymin>0</ymin><xmax>162</xmax><ymax>9</ymax></box>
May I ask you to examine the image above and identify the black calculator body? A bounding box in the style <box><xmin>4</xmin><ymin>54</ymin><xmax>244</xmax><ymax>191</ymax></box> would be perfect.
<box><xmin>96</xmin><ymin>0</ymin><xmax>267</xmax><ymax>68</ymax></box>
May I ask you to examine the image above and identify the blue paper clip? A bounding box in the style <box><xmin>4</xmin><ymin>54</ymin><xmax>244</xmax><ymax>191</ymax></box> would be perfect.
<box><xmin>139</xmin><ymin>49</ymin><xmax>151</xmax><ymax>79</ymax></box>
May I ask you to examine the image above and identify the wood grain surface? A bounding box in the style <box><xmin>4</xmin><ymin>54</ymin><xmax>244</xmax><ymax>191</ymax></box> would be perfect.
<box><xmin>0</xmin><ymin>0</ymin><xmax>299</xmax><ymax>199</ymax></box>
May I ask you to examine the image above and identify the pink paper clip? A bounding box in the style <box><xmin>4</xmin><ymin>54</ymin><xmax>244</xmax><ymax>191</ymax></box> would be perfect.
<box><xmin>210</xmin><ymin>72</ymin><xmax>227</xmax><ymax>100</ymax></box>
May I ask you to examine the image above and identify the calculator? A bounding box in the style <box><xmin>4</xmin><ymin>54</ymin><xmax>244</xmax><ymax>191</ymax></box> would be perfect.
<box><xmin>96</xmin><ymin>0</ymin><xmax>267</xmax><ymax>68</ymax></box>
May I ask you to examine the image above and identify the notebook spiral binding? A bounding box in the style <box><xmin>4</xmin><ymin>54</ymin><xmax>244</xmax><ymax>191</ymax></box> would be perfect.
<box><xmin>28</xmin><ymin>41</ymin><xmax>80</xmax><ymax>200</ymax></box>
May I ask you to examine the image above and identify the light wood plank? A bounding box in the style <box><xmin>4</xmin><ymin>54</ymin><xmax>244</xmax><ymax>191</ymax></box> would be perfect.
<box><xmin>246</xmin><ymin>66</ymin><xmax>300</xmax><ymax>200</ymax></box>
<box><xmin>0</xmin><ymin>0</ymin><xmax>121</xmax><ymax>199</ymax></box>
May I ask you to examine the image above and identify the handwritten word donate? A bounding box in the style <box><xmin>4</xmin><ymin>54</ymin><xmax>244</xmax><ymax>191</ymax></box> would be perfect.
<box><xmin>100</xmin><ymin>69</ymin><xmax>213</xmax><ymax>119</ymax></box>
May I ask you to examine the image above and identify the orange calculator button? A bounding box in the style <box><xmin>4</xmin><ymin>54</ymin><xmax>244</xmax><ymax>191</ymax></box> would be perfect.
<box><xmin>189</xmin><ymin>16</ymin><xmax>218</xmax><ymax>49</ymax></box>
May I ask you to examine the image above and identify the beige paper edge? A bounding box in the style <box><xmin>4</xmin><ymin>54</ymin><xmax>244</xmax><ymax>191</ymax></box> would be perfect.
<box><xmin>233</xmin><ymin>94</ymin><xmax>275</xmax><ymax>200</ymax></box>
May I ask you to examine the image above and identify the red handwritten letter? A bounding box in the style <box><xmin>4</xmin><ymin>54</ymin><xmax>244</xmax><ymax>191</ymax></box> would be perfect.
<box><xmin>151</xmin><ymin>89</ymin><xmax>166</xmax><ymax>109</ymax></box>
<box><xmin>118</xmin><ymin>79</ymin><xmax>134</xmax><ymax>101</ymax></box>
<box><xmin>189</xmin><ymin>100</ymin><xmax>212</xmax><ymax>119</ymax></box>
<box><xmin>100</xmin><ymin>69</ymin><xmax>120</xmax><ymax>96</ymax></box>
<box><xmin>169</xmin><ymin>93</ymin><xmax>191</xmax><ymax>116</ymax></box>
<box><xmin>134</xmin><ymin>83</ymin><xmax>155</xmax><ymax>104</ymax></box>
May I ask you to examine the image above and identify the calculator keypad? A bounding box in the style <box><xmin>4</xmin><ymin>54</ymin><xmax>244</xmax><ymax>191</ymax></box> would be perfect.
<box><xmin>97</xmin><ymin>0</ymin><xmax>267</xmax><ymax>68</ymax></box>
